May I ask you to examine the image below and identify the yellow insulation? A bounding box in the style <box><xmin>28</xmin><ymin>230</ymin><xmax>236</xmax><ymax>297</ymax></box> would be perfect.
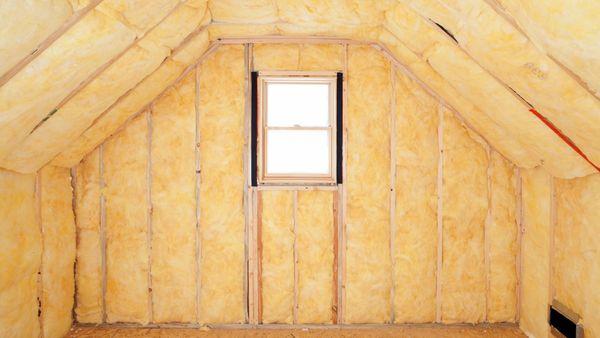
<box><xmin>40</xmin><ymin>166</ymin><xmax>76</xmax><ymax>338</ymax></box>
<box><xmin>296</xmin><ymin>190</ymin><xmax>335</xmax><ymax>324</ymax></box>
<box><xmin>253</xmin><ymin>43</ymin><xmax>343</xmax><ymax>71</ymax></box>
<box><xmin>103</xmin><ymin>113</ymin><xmax>149</xmax><ymax>324</ymax></box>
<box><xmin>0</xmin><ymin>9</ymin><xmax>137</xmax><ymax>161</ymax></box>
<box><xmin>384</xmin><ymin>2</ymin><xmax>595</xmax><ymax>178</ymax></box>
<box><xmin>487</xmin><ymin>152</ymin><xmax>517</xmax><ymax>322</ymax></box>
<box><xmin>150</xmin><ymin>72</ymin><xmax>197</xmax><ymax>323</ymax></box>
<box><xmin>0</xmin><ymin>169</ymin><xmax>40</xmax><ymax>338</ymax></box>
<box><xmin>197</xmin><ymin>45</ymin><xmax>245</xmax><ymax>324</ymax></box>
<box><xmin>377</xmin><ymin>29</ymin><xmax>538</xmax><ymax>171</ymax></box>
<box><xmin>392</xmin><ymin>70</ymin><xmax>438</xmax><ymax>323</ymax></box>
<box><xmin>0</xmin><ymin>0</ymin><xmax>73</xmax><ymax>76</ymax></box>
<box><xmin>496</xmin><ymin>0</ymin><xmax>600</xmax><ymax>96</ymax></box>
<box><xmin>555</xmin><ymin>174</ymin><xmax>600</xmax><ymax>338</ymax></box>
<box><xmin>95</xmin><ymin>0</ymin><xmax>180</xmax><ymax>37</ymax></box>
<box><xmin>441</xmin><ymin>109</ymin><xmax>487</xmax><ymax>323</ymax></box>
<box><xmin>53</xmin><ymin>30</ymin><xmax>210</xmax><ymax>168</ymax></box>
<box><xmin>2</xmin><ymin>1</ymin><xmax>210</xmax><ymax>173</ymax></box>
<box><xmin>398</xmin><ymin>0</ymin><xmax>600</xmax><ymax>172</ymax></box>
<box><xmin>260</xmin><ymin>191</ymin><xmax>295</xmax><ymax>324</ymax></box>
<box><xmin>344</xmin><ymin>45</ymin><xmax>392</xmax><ymax>323</ymax></box>
<box><xmin>519</xmin><ymin>167</ymin><xmax>551</xmax><ymax>338</ymax></box>
<box><xmin>75</xmin><ymin>149</ymin><xmax>103</xmax><ymax>323</ymax></box>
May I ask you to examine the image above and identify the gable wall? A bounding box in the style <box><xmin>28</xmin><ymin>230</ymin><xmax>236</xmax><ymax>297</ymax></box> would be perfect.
<box><xmin>73</xmin><ymin>42</ymin><xmax>519</xmax><ymax>325</ymax></box>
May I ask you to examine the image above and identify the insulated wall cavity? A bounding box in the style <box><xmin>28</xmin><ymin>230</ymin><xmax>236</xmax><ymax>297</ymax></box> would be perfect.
<box><xmin>40</xmin><ymin>166</ymin><xmax>76</xmax><ymax>338</ymax></box>
<box><xmin>519</xmin><ymin>167</ymin><xmax>551</xmax><ymax>338</ymax></box>
<box><xmin>260</xmin><ymin>190</ymin><xmax>295</xmax><ymax>324</ymax></box>
<box><xmin>259</xmin><ymin>190</ymin><xmax>336</xmax><ymax>324</ymax></box>
<box><xmin>150</xmin><ymin>71</ymin><xmax>197</xmax><ymax>323</ymax></box>
<box><xmin>392</xmin><ymin>70</ymin><xmax>438</xmax><ymax>323</ymax></box>
<box><xmin>344</xmin><ymin>45</ymin><xmax>392</xmax><ymax>323</ymax></box>
<box><xmin>555</xmin><ymin>174</ymin><xmax>600</xmax><ymax>338</ymax></box>
<box><xmin>252</xmin><ymin>43</ymin><xmax>343</xmax><ymax>71</ymax></box>
<box><xmin>198</xmin><ymin>45</ymin><xmax>246</xmax><ymax>323</ymax></box>
<box><xmin>0</xmin><ymin>169</ymin><xmax>39</xmax><ymax>338</ymax></box>
<box><xmin>103</xmin><ymin>113</ymin><xmax>150</xmax><ymax>324</ymax></box>
<box><xmin>296</xmin><ymin>190</ymin><xmax>335</xmax><ymax>324</ymax></box>
<box><xmin>66</xmin><ymin>42</ymin><xmax>522</xmax><ymax>327</ymax></box>
<box><xmin>75</xmin><ymin>149</ymin><xmax>102</xmax><ymax>323</ymax></box>
<box><xmin>487</xmin><ymin>152</ymin><xmax>517</xmax><ymax>322</ymax></box>
<box><xmin>441</xmin><ymin>109</ymin><xmax>487</xmax><ymax>323</ymax></box>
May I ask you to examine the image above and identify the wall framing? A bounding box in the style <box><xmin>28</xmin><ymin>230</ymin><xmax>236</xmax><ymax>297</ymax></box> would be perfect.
<box><xmin>70</xmin><ymin>37</ymin><xmax>522</xmax><ymax>329</ymax></box>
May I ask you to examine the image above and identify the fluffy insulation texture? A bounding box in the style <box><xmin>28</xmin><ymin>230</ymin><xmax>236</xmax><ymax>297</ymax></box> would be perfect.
<box><xmin>259</xmin><ymin>190</ymin><xmax>336</xmax><ymax>324</ymax></box>
<box><xmin>296</xmin><ymin>191</ymin><xmax>335</xmax><ymax>324</ymax></box>
<box><xmin>0</xmin><ymin>167</ymin><xmax>76</xmax><ymax>338</ymax></box>
<box><xmin>554</xmin><ymin>174</ymin><xmax>600</xmax><ymax>338</ymax></box>
<box><xmin>519</xmin><ymin>167</ymin><xmax>552</xmax><ymax>338</ymax></box>
<box><xmin>40</xmin><ymin>166</ymin><xmax>76</xmax><ymax>338</ymax></box>
<box><xmin>0</xmin><ymin>0</ymin><xmax>597</xmax><ymax>179</ymax></box>
<box><xmin>392</xmin><ymin>68</ymin><xmax>438</xmax><ymax>323</ymax></box>
<box><xmin>260</xmin><ymin>191</ymin><xmax>295</xmax><ymax>324</ymax></box>
<box><xmin>150</xmin><ymin>71</ymin><xmax>197</xmax><ymax>323</ymax></box>
<box><xmin>0</xmin><ymin>170</ymin><xmax>40</xmax><ymax>338</ymax></box>
<box><xmin>197</xmin><ymin>45</ymin><xmax>246</xmax><ymax>324</ymax></box>
<box><xmin>69</xmin><ymin>43</ymin><xmax>525</xmax><ymax>327</ymax></box>
<box><xmin>103</xmin><ymin>113</ymin><xmax>150</xmax><ymax>324</ymax></box>
<box><xmin>75</xmin><ymin>148</ymin><xmax>103</xmax><ymax>323</ymax></box>
<box><xmin>441</xmin><ymin>108</ymin><xmax>487</xmax><ymax>323</ymax></box>
<box><xmin>345</xmin><ymin>45</ymin><xmax>393</xmax><ymax>323</ymax></box>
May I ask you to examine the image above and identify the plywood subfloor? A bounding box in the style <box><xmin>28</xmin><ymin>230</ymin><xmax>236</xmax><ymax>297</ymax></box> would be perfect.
<box><xmin>68</xmin><ymin>325</ymin><xmax>526</xmax><ymax>337</ymax></box>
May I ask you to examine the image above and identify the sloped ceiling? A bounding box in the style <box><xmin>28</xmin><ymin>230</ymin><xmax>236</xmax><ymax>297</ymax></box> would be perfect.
<box><xmin>0</xmin><ymin>0</ymin><xmax>598</xmax><ymax>178</ymax></box>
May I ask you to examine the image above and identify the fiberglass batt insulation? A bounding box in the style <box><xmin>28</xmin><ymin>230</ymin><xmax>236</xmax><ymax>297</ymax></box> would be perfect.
<box><xmin>392</xmin><ymin>69</ymin><xmax>438</xmax><ymax>323</ymax></box>
<box><xmin>344</xmin><ymin>45</ymin><xmax>392</xmax><ymax>323</ymax></box>
<box><xmin>519</xmin><ymin>167</ymin><xmax>551</xmax><ymax>338</ymax></box>
<box><xmin>441</xmin><ymin>109</ymin><xmax>487</xmax><ymax>323</ymax></box>
<box><xmin>53</xmin><ymin>30</ymin><xmax>210</xmax><ymax>168</ymax></box>
<box><xmin>487</xmin><ymin>152</ymin><xmax>518</xmax><ymax>322</ymax></box>
<box><xmin>555</xmin><ymin>174</ymin><xmax>600</xmax><ymax>338</ymax></box>
<box><xmin>260</xmin><ymin>190</ymin><xmax>295</xmax><ymax>324</ymax></box>
<box><xmin>0</xmin><ymin>169</ymin><xmax>39</xmax><ymax>338</ymax></box>
<box><xmin>198</xmin><ymin>45</ymin><xmax>245</xmax><ymax>324</ymax></box>
<box><xmin>252</xmin><ymin>43</ymin><xmax>344</xmax><ymax>71</ymax></box>
<box><xmin>150</xmin><ymin>71</ymin><xmax>197</xmax><ymax>323</ymax></box>
<box><xmin>3</xmin><ymin>1</ymin><xmax>210</xmax><ymax>173</ymax></box>
<box><xmin>103</xmin><ymin>113</ymin><xmax>149</xmax><ymax>324</ymax></box>
<box><xmin>75</xmin><ymin>148</ymin><xmax>102</xmax><ymax>323</ymax></box>
<box><xmin>40</xmin><ymin>166</ymin><xmax>76</xmax><ymax>338</ymax></box>
<box><xmin>296</xmin><ymin>190</ymin><xmax>335</xmax><ymax>324</ymax></box>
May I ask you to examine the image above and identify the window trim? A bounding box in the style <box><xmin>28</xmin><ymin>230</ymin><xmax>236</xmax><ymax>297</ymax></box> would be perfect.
<box><xmin>256</xmin><ymin>71</ymin><xmax>338</xmax><ymax>185</ymax></box>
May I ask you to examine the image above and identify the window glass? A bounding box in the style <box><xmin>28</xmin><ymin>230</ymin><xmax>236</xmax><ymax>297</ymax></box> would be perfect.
<box><xmin>266</xmin><ymin>83</ymin><xmax>330</xmax><ymax>127</ymax></box>
<box><xmin>266</xmin><ymin>130</ymin><xmax>330</xmax><ymax>174</ymax></box>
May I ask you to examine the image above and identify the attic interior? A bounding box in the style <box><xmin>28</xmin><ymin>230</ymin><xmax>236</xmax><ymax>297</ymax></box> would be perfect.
<box><xmin>1</xmin><ymin>1</ymin><xmax>599</xmax><ymax>338</ymax></box>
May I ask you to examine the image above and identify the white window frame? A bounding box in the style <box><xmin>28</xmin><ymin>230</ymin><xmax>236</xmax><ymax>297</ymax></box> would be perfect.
<box><xmin>257</xmin><ymin>71</ymin><xmax>338</xmax><ymax>185</ymax></box>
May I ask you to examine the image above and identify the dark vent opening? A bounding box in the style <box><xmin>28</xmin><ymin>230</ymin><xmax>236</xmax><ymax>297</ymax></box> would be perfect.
<box><xmin>550</xmin><ymin>306</ymin><xmax>578</xmax><ymax>338</ymax></box>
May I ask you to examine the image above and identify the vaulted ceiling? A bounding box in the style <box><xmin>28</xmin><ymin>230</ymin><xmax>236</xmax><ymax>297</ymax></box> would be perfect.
<box><xmin>0</xmin><ymin>0</ymin><xmax>598</xmax><ymax>178</ymax></box>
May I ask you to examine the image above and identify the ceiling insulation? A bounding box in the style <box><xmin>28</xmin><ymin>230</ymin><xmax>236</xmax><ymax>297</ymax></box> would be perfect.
<box><xmin>0</xmin><ymin>0</ymin><xmax>597</xmax><ymax>178</ymax></box>
<box><xmin>1</xmin><ymin>0</ymin><xmax>210</xmax><ymax>173</ymax></box>
<box><xmin>0</xmin><ymin>0</ymin><xmax>87</xmax><ymax>77</ymax></box>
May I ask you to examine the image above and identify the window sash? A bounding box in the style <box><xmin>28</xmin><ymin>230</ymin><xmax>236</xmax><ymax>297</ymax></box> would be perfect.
<box><xmin>257</xmin><ymin>72</ymin><xmax>337</xmax><ymax>185</ymax></box>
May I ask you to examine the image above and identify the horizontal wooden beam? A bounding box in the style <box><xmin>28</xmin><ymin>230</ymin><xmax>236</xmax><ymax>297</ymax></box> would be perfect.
<box><xmin>217</xmin><ymin>36</ymin><xmax>368</xmax><ymax>45</ymax></box>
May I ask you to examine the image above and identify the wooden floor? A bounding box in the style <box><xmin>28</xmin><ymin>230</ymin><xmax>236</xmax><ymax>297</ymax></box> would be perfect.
<box><xmin>68</xmin><ymin>324</ymin><xmax>526</xmax><ymax>337</ymax></box>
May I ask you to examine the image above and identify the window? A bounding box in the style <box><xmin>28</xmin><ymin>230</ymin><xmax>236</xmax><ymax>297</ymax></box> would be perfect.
<box><xmin>252</xmin><ymin>71</ymin><xmax>342</xmax><ymax>185</ymax></box>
